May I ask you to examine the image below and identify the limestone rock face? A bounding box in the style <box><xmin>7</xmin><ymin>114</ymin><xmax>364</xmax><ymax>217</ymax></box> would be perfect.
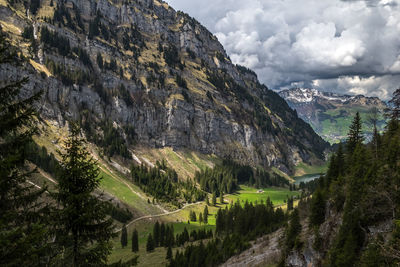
<box><xmin>0</xmin><ymin>0</ymin><xmax>328</xmax><ymax>173</ymax></box>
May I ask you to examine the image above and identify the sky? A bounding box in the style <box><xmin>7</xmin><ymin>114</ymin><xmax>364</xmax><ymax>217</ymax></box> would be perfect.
<box><xmin>166</xmin><ymin>0</ymin><xmax>400</xmax><ymax>100</ymax></box>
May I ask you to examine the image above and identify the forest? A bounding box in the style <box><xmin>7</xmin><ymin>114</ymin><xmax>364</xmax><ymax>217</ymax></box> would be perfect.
<box><xmin>167</xmin><ymin>199</ymin><xmax>286</xmax><ymax>266</ymax></box>
<box><xmin>195</xmin><ymin>159</ymin><xmax>289</xmax><ymax>196</ymax></box>
<box><xmin>130</xmin><ymin>160</ymin><xmax>206</xmax><ymax>205</ymax></box>
<box><xmin>290</xmin><ymin>107</ymin><xmax>400</xmax><ymax>266</ymax></box>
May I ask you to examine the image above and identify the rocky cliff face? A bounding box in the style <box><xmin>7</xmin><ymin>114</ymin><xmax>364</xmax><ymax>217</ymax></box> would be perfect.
<box><xmin>0</xmin><ymin>0</ymin><xmax>328</xmax><ymax>174</ymax></box>
<box><xmin>279</xmin><ymin>88</ymin><xmax>387</xmax><ymax>144</ymax></box>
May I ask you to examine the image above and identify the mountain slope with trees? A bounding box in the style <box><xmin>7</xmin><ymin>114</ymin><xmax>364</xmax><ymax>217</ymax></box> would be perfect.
<box><xmin>279</xmin><ymin>91</ymin><xmax>400</xmax><ymax>266</ymax></box>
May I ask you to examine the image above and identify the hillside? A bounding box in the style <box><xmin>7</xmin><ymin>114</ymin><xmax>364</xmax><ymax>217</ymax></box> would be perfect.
<box><xmin>221</xmin><ymin>105</ymin><xmax>400</xmax><ymax>267</ymax></box>
<box><xmin>0</xmin><ymin>0</ymin><xmax>328</xmax><ymax>175</ymax></box>
<box><xmin>279</xmin><ymin>88</ymin><xmax>387</xmax><ymax>144</ymax></box>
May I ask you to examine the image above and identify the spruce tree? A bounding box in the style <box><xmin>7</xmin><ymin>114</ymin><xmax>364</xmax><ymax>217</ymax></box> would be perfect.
<box><xmin>190</xmin><ymin>211</ymin><xmax>197</xmax><ymax>222</ymax></box>
<box><xmin>203</xmin><ymin>206</ymin><xmax>208</xmax><ymax>224</ymax></box>
<box><xmin>121</xmin><ymin>224</ymin><xmax>128</xmax><ymax>248</ymax></box>
<box><xmin>132</xmin><ymin>229</ymin><xmax>139</xmax><ymax>252</ymax></box>
<box><xmin>0</xmin><ymin>27</ymin><xmax>50</xmax><ymax>266</ymax></box>
<box><xmin>160</xmin><ymin>223</ymin><xmax>165</xmax><ymax>247</ymax></box>
<box><xmin>287</xmin><ymin>197</ymin><xmax>293</xmax><ymax>211</ymax></box>
<box><xmin>166</xmin><ymin>245</ymin><xmax>172</xmax><ymax>260</ymax></box>
<box><xmin>212</xmin><ymin>191</ymin><xmax>217</xmax><ymax>206</ymax></box>
<box><xmin>146</xmin><ymin>233</ymin><xmax>155</xmax><ymax>252</ymax></box>
<box><xmin>199</xmin><ymin>212</ymin><xmax>203</xmax><ymax>225</ymax></box>
<box><xmin>387</xmin><ymin>88</ymin><xmax>400</xmax><ymax>121</ymax></box>
<box><xmin>153</xmin><ymin>221</ymin><xmax>160</xmax><ymax>247</ymax></box>
<box><xmin>310</xmin><ymin>189</ymin><xmax>326</xmax><ymax>226</ymax></box>
<box><xmin>53</xmin><ymin>124</ymin><xmax>116</xmax><ymax>266</ymax></box>
<box><xmin>285</xmin><ymin>208</ymin><xmax>302</xmax><ymax>250</ymax></box>
<box><xmin>347</xmin><ymin>112</ymin><xmax>364</xmax><ymax>154</ymax></box>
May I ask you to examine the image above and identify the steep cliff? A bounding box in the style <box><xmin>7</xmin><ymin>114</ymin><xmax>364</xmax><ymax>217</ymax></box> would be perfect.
<box><xmin>0</xmin><ymin>0</ymin><xmax>328</xmax><ymax>174</ymax></box>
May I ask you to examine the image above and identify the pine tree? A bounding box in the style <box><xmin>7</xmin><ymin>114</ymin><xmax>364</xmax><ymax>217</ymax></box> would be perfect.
<box><xmin>121</xmin><ymin>224</ymin><xmax>128</xmax><ymax>248</ymax></box>
<box><xmin>190</xmin><ymin>211</ymin><xmax>197</xmax><ymax>222</ymax></box>
<box><xmin>386</xmin><ymin>88</ymin><xmax>400</xmax><ymax>121</ymax></box>
<box><xmin>287</xmin><ymin>196</ymin><xmax>294</xmax><ymax>211</ymax></box>
<box><xmin>182</xmin><ymin>227</ymin><xmax>189</xmax><ymax>244</ymax></box>
<box><xmin>0</xmin><ymin>27</ymin><xmax>51</xmax><ymax>266</ymax></box>
<box><xmin>146</xmin><ymin>233</ymin><xmax>155</xmax><ymax>252</ymax></box>
<box><xmin>212</xmin><ymin>192</ymin><xmax>217</xmax><ymax>206</ymax></box>
<box><xmin>153</xmin><ymin>221</ymin><xmax>160</xmax><ymax>247</ymax></box>
<box><xmin>216</xmin><ymin>209</ymin><xmax>224</xmax><ymax>234</ymax></box>
<box><xmin>310</xmin><ymin>190</ymin><xmax>326</xmax><ymax>226</ymax></box>
<box><xmin>347</xmin><ymin>112</ymin><xmax>364</xmax><ymax>154</ymax></box>
<box><xmin>160</xmin><ymin>223</ymin><xmax>165</xmax><ymax>247</ymax></box>
<box><xmin>285</xmin><ymin>208</ymin><xmax>302</xmax><ymax>250</ymax></box>
<box><xmin>53</xmin><ymin>124</ymin><xmax>116</xmax><ymax>266</ymax></box>
<box><xmin>166</xmin><ymin>245</ymin><xmax>172</xmax><ymax>260</ymax></box>
<box><xmin>199</xmin><ymin>212</ymin><xmax>203</xmax><ymax>225</ymax></box>
<box><xmin>203</xmin><ymin>206</ymin><xmax>209</xmax><ymax>224</ymax></box>
<box><xmin>132</xmin><ymin>229</ymin><xmax>139</xmax><ymax>252</ymax></box>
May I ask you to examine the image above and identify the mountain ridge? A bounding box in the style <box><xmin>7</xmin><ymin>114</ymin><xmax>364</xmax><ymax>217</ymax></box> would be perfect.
<box><xmin>279</xmin><ymin>88</ymin><xmax>387</xmax><ymax>143</ymax></box>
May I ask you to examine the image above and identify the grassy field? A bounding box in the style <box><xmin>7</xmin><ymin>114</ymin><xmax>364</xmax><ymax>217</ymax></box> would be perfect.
<box><xmin>227</xmin><ymin>186</ymin><xmax>300</xmax><ymax>206</ymax></box>
<box><xmin>110</xmin><ymin>219</ymin><xmax>215</xmax><ymax>266</ymax></box>
<box><xmin>134</xmin><ymin>147</ymin><xmax>219</xmax><ymax>179</ymax></box>
<box><xmin>98</xmin><ymin>166</ymin><xmax>162</xmax><ymax>216</ymax></box>
<box><xmin>294</xmin><ymin>161</ymin><xmax>328</xmax><ymax>177</ymax></box>
<box><xmin>109</xmin><ymin>185</ymin><xmax>301</xmax><ymax>265</ymax></box>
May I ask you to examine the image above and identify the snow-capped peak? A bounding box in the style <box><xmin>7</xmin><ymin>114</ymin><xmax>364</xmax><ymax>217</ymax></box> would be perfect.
<box><xmin>279</xmin><ymin>88</ymin><xmax>354</xmax><ymax>103</ymax></box>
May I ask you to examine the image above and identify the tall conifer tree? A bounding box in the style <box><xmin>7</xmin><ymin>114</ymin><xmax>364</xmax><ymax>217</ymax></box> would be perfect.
<box><xmin>347</xmin><ymin>112</ymin><xmax>364</xmax><ymax>154</ymax></box>
<box><xmin>132</xmin><ymin>229</ymin><xmax>139</xmax><ymax>252</ymax></box>
<box><xmin>121</xmin><ymin>224</ymin><xmax>128</xmax><ymax>248</ymax></box>
<box><xmin>0</xmin><ymin>27</ymin><xmax>50</xmax><ymax>266</ymax></box>
<box><xmin>53</xmin><ymin>123</ymin><xmax>115</xmax><ymax>266</ymax></box>
<box><xmin>146</xmin><ymin>233</ymin><xmax>154</xmax><ymax>252</ymax></box>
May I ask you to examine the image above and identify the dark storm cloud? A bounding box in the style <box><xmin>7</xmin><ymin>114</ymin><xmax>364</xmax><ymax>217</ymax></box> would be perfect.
<box><xmin>167</xmin><ymin>0</ymin><xmax>400</xmax><ymax>99</ymax></box>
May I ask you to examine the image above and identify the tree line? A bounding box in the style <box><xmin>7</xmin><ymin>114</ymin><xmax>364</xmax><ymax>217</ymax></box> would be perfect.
<box><xmin>168</xmin><ymin>199</ymin><xmax>286</xmax><ymax>266</ymax></box>
<box><xmin>195</xmin><ymin>159</ymin><xmax>289</xmax><ymax>198</ymax></box>
<box><xmin>281</xmin><ymin>104</ymin><xmax>400</xmax><ymax>266</ymax></box>
<box><xmin>130</xmin><ymin>160</ymin><xmax>206</xmax><ymax>206</ymax></box>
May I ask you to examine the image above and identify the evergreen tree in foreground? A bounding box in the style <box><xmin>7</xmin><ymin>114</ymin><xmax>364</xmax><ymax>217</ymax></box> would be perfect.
<box><xmin>0</xmin><ymin>26</ymin><xmax>50</xmax><ymax>266</ymax></box>
<box><xmin>285</xmin><ymin>208</ymin><xmax>302</xmax><ymax>251</ymax></box>
<box><xmin>53</xmin><ymin>123</ymin><xmax>116</xmax><ymax>266</ymax></box>
<box><xmin>121</xmin><ymin>224</ymin><xmax>128</xmax><ymax>248</ymax></box>
<box><xmin>347</xmin><ymin>112</ymin><xmax>364</xmax><ymax>154</ymax></box>
<box><xmin>132</xmin><ymin>229</ymin><xmax>139</xmax><ymax>252</ymax></box>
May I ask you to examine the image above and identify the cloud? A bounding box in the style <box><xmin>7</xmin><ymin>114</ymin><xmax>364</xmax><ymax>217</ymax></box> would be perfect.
<box><xmin>166</xmin><ymin>0</ymin><xmax>400</xmax><ymax>100</ymax></box>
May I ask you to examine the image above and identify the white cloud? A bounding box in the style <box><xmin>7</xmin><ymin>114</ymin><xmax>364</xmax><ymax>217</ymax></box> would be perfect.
<box><xmin>166</xmin><ymin>0</ymin><xmax>400</xmax><ymax>100</ymax></box>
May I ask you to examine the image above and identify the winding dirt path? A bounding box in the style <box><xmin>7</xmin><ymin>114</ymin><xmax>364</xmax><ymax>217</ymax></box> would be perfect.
<box><xmin>115</xmin><ymin>201</ymin><xmax>203</xmax><ymax>232</ymax></box>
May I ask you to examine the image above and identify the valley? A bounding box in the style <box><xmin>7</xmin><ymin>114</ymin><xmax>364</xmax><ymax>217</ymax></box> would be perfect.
<box><xmin>279</xmin><ymin>88</ymin><xmax>387</xmax><ymax>144</ymax></box>
<box><xmin>1</xmin><ymin>0</ymin><xmax>399</xmax><ymax>266</ymax></box>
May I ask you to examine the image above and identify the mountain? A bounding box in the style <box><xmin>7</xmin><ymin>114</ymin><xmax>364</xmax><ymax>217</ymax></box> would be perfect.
<box><xmin>0</xmin><ymin>0</ymin><xmax>328</xmax><ymax>174</ymax></box>
<box><xmin>279</xmin><ymin>88</ymin><xmax>387</xmax><ymax>143</ymax></box>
